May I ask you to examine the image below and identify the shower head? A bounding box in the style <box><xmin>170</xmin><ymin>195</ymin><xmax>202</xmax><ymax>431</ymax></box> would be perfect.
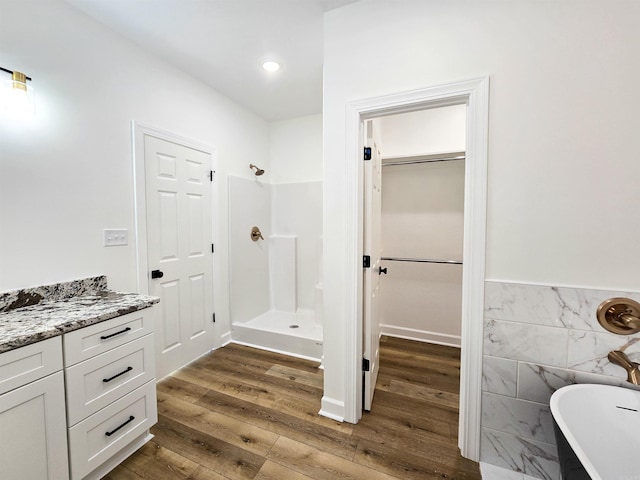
<box><xmin>249</xmin><ymin>164</ymin><xmax>265</xmax><ymax>176</ymax></box>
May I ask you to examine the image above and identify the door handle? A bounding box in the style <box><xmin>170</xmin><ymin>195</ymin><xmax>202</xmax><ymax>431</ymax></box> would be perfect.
<box><xmin>378</xmin><ymin>266</ymin><xmax>387</xmax><ymax>275</ymax></box>
<box><xmin>151</xmin><ymin>269</ymin><xmax>164</xmax><ymax>279</ymax></box>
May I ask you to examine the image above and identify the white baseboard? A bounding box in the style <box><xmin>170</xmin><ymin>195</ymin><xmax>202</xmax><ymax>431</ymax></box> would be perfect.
<box><xmin>319</xmin><ymin>396</ymin><xmax>345</xmax><ymax>422</ymax></box>
<box><xmin>219</xmin><ymin>330</ymin><xmax>232</xmax><ymax>347</ymax></box>
<box><xmin>380</xmin><ymin>324</ymin><xmax>461</xmax><ymax>348</ymax></box>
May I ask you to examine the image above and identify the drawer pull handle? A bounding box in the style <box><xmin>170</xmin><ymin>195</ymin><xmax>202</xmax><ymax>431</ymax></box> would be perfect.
<box><xmin>105</xmin><ymin>415</ymin><xmax>135</xmax><ymax>437</ymax></box>
<box><xmin>100</xmin><ymin>327</ymin><xmax>131</xmax><ymax>340</ymax></box>
<box><xmin>103</xmin><ymin>366</ymin><xmax>133</xmax><ymax>383</ymax></box>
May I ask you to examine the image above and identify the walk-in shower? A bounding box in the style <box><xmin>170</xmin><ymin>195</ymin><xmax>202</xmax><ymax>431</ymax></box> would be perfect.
<box><xmin>228</xmin><ymin>175</ymin><xmax>323</xmax><ymax>361</ymax></box>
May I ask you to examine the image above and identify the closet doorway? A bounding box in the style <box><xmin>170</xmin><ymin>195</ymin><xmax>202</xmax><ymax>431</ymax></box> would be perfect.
<box><xmin>363</xmin><ymin>104</ymin><xmax>465</xmax><ymax>402</ymax></box>
<box><xmin>349</xmin><ymin>78</ymin><xmax>488</xmax><ymax>460</ymax></box>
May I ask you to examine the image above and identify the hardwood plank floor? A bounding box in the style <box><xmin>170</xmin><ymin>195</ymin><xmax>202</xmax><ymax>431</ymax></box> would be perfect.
<box><xmin>106</xmin><ymin>336</ymin><xmax>481</xmax><ymax>480</ymax></box>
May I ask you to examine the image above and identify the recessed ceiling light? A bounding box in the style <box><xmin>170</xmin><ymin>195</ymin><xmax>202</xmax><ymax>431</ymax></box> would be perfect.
<box><xmin>262</xmin><ymin>61</ymin><xmax>280</xmax><ymax>72</ymax></box>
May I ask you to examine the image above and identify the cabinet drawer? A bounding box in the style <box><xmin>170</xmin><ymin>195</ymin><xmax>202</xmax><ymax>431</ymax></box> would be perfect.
<box><xmin>0</xmin><ymin>337</ymin><xmax>63</xmax><ymax>396</ymax></box>
<box><xmin>68</xmin><ymin>380</ymin><xmax>157</xmax><ymax>480</ymax></box>
<box><xmin>65</xmin><ymin>334</ymin><xmax>155</xmax><ymax>425</ymax></box>
<box><xmin>63</xmin><ymin>307</ymin><xmax>156</xmax><ymax>366</ymax></box>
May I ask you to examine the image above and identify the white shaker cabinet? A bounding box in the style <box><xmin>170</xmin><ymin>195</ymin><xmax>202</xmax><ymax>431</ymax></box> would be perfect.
<box><xmin>0</xmin><ymin>337</ymin><xmax>70</xmax><ymax>480</ymax></box>
<box><xmin>64</xmin><ymin>306</ymin><xmax>158</xmax><ymax>480</ymax></box>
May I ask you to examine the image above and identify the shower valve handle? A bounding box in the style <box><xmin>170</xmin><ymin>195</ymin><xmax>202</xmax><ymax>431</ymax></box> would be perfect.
<box><xmin>378</xmin><ymin>266</ymin><xmax>388</xmax><ymax>275</ymax></box>
<box><xmin>251</xmin><ymin>226</ymin><xmax>264</xmax><ymax>242</ymax></box>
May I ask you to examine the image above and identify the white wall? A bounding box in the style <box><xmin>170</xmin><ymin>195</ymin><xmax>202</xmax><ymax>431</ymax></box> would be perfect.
<box><xmin>377</xmin><ymin>105</ymin><xmax>466</xmax><ymax>158</ymax></box>
<box><xmin>269</xmin><ymin>114</ymin><xmax>323</xmax><ymax>184</ymax></box>
<box><xmin>380</xmin><ymin>161</ymin><xmax>465</xmax><ymax>344</ymax></box>
<box><xmin>322</xmin><ymin>0</ymin><xmax>640</xmax><ymax>424</ymax></box>
<box><xmin>0</xmin><ymin>0</ymin><xmax>270</xmax><ymax>342</ymax></box>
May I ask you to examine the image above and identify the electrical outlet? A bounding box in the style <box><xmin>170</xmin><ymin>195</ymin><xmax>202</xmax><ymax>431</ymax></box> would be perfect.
<box><xmin>104</xmin><ymin>229</ymin><xmax>128</xmax><ymax>247</ymax></box>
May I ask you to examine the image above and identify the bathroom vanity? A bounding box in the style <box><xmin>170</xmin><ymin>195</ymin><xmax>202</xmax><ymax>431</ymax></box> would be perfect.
<box><xmin>0</xmin><ymin>277</ymin><xmax>159</xmax><ymax>480</ymax></box>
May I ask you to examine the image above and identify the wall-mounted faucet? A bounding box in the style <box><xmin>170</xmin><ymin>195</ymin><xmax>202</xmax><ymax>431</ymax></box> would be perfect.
<box><xmin>608</xmin><ymin>350</ymin><xmax>640</xmax><ymax>385</ymax></box>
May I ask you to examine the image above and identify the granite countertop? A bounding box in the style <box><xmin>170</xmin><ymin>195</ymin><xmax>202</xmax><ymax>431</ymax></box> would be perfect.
<box><xmin>0</xmin><ymin>281</ymin><xmax>159</xmax><ymax>354</ymax></box>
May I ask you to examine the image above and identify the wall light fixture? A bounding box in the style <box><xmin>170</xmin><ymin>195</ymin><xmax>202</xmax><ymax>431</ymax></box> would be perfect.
<box><xmin>1</xmin><ymin>67</ymin><xmax>35</xmax><ymax>114</ymax></box>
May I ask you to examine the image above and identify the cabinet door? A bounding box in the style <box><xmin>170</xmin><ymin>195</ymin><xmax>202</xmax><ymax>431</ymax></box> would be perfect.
<box><xmin>0</xmin><ymin>371</ymin><xmax>69</xmax><ymax>480</ymax></box>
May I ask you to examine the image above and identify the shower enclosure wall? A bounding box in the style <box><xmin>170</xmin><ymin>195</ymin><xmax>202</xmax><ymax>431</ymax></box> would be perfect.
<box><xmin>228</xmin><ymin>176</ymin><xmax>323</xmax><ymax>361</ymax></box>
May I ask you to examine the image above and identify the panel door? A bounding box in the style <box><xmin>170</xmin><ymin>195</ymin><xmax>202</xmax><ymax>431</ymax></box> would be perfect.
<box><xmin>144</xmin><ymin>135</ymin><xmax>214</xmax><ymax>378</ymax></box>
<box><xmin>363</xmin><ymin>120</ymin><xmax>383</xmax><ymax>411</ymax></box>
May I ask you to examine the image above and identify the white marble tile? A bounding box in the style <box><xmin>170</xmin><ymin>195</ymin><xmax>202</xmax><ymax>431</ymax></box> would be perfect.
<box><xmin>517</xmin><ymin>362</ymin><xmax>625</xmax><ymax>404</ymax></box>
<box><xmin>484</xmin><ymin>282</ymin><xmax>565</xmax><ymax>328</ymax></box>
<box><xmin>567</xmin><ymin>329</ymin><xmax>640</xmax><ymax>377</ymax></box>
<box><xmin>556</xmin><ymin>286</ymin><xmax>640</xmax><ymax>332</ymax></box>
<box><xmin>484</xmin><ymin>281</ymin><xmax>640</xmax><ymax>331</ymax></box>
<box><xmin>482</xmin><ymin>393</ymin><xmax>555</xmax><ymax>444</ymax></box>
<box><xmin>484</xmin><ymin>319</ymin><xmax>568</xmax><ymax>367</ymax></box>
<box><xmin>481</xmin><ymin>428</ymin><xmax>560</xmax><ymax>480</ymax></box>
<box><xmin>483</xmin><ymin>355</ymin><xmax>518</xmax><ymax>397</ymax></box>
<box><xmin>480</xmin><ymin>462</ymin><xmax>541</xmax><ymax>480</ymax></box>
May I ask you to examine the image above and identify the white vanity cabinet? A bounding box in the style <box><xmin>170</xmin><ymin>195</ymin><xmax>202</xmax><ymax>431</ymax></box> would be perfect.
<box><xmin>0</xmin><ymin>336</ymin><xmax>70</xmax><ymax>480</ymax></box>
<box><xmin>63</xmin><ymin>306</ymin><xmax>158</xmax><ymax>480</ymax></box>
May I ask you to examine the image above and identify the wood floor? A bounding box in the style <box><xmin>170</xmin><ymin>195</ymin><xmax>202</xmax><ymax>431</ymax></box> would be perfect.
<box><xmin>106</xmin><ymin>336</ymin><xmax>481</xmax><ymax>480</ymax></box>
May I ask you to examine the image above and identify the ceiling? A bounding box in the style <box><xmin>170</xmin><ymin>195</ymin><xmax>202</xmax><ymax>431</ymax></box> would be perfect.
<box><xmin>65</xmin><ymin>0</ymin><xmax>359</xmax><ymax>122</ymax></box>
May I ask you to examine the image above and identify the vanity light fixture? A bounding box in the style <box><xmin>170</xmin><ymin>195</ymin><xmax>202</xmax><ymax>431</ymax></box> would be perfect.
<box><xmin>1</xmin><ymin>67</ymin><xmax>35</xmax><ymax>114</ymax></box>
<box><xmin>262</xmin><ymin>61</ymin><xmax>280</xmax><ymax>72</ymax></box>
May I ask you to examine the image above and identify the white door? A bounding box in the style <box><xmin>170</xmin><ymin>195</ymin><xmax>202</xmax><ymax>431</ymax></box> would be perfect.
<box><xmin>144</xmin><ymin>134</ymin><xmax>214</xmax><ymax>378</ymax></box>
<box><xmin>363</xmin><ymin>120</ymin><xmax>383</xmax><ymax>411</ymax></box>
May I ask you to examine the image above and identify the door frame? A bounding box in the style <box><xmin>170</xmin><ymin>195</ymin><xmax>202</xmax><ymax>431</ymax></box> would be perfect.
<box><xmin>345</xmin><ymin>77</ymin><xmax>489</xmax><ymax>460</ymax></box>
<box><xmin>131</xmin><ymin>121</ymin><xmax>220</xmax><ymax>340</ymax></box>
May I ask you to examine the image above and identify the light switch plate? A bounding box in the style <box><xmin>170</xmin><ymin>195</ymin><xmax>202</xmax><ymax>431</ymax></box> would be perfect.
<box><xmin>103</xmin><ymin>229</ymin><xmax>128</xmax><ymax>247</ymax></box>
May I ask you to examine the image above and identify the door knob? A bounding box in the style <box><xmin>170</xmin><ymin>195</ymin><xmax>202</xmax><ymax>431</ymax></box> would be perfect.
<box><xmin>378</xmin><ymin>266</ymin><xmax>387</xmax><ymax>275</ymax></box>
<box><xmin>151</xmin><ymin>269</ymin><xmax>164</xmax><ymax>279</ymax></box>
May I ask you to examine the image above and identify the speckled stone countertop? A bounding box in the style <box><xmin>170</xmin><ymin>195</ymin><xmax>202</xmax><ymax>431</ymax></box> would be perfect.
<box><xmin>0</xmin><ymin>276</ymin><xmax>159</xmax><ymax>354</ymax></box>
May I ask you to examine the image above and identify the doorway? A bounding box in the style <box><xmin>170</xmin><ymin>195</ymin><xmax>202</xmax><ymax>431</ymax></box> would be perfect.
<box><xmin>346</xmin><ymin>78</ymin><xmax>489</xmax><ymax>460</ymax></box>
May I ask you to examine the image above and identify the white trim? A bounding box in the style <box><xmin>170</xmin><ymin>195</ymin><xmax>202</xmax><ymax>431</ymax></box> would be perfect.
<box><xmin>131</xmin><ymin>122</ymin><xmax>222</xmax><ymax>345</ymax></box>
<box><xmin>220</xmin><ymin>331</ymin><xmax>232</xmax><ymax>347</ymax></box>
<box><xmin>342</xmin><ymin>77</ymin><xmax>489</xmax><ymax>461</ymax></box>
<box><xmin>380</xmin><ymin>325</ymin><xmax>462</xmax><ymax>348</ymax></box>
<box><xmin>319</xmin><ymin>397</ymin><xmax>345</xmax><ymax>422</ymax></box>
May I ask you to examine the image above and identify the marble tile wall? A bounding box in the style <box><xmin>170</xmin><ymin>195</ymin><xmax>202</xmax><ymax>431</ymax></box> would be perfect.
<box><xmin>481</xmin><ymin>281</ymin><xmax>640</xmax><ymax>480</ymax></box>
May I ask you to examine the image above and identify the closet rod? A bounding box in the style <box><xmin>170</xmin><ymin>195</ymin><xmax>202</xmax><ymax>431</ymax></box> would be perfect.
<box><xmin>381</xmin><ymin>256</ymin><xmax>462</xmax><ymax>265</ymax></box>
<box><xmin>382</xmin><ymin>154</ymin><xmax>465</xmax><ymax>167</ymax></box>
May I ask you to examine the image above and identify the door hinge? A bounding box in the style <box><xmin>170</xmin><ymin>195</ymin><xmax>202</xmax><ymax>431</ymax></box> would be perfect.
<box><xmin>363</xmin><ymin>146</ymin><xmax>372</xmax><ymax>161</ymax></box>
<box><xmin>211</xmin><ymin>243</ymin><xmax>215</xmax><ymax>253</ymax></box>
<box><xmin>212</xmin><ymin>313</ymin><xmax>216</xmax><ymax>324</ymax></box>
<box><xmin>363</xmin><ymin>358</ymin><xmax>370</xmax><ymax>372</ymax></box>
<box><xmin>210</xmin><ymin>170</ymin><xmax>214</xmax><ymax>181</ymax></box>
<box><xmin>363</xmin><ymin>255</ymin><xmax>371</xmax><ymax>268</ymax></box>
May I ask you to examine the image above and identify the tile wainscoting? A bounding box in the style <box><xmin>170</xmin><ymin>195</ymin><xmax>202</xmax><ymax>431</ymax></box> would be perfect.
<box><xmin>480</xmin><ymin>281</ymin><xmax>640</xmax><ymax>480</ymax></box>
